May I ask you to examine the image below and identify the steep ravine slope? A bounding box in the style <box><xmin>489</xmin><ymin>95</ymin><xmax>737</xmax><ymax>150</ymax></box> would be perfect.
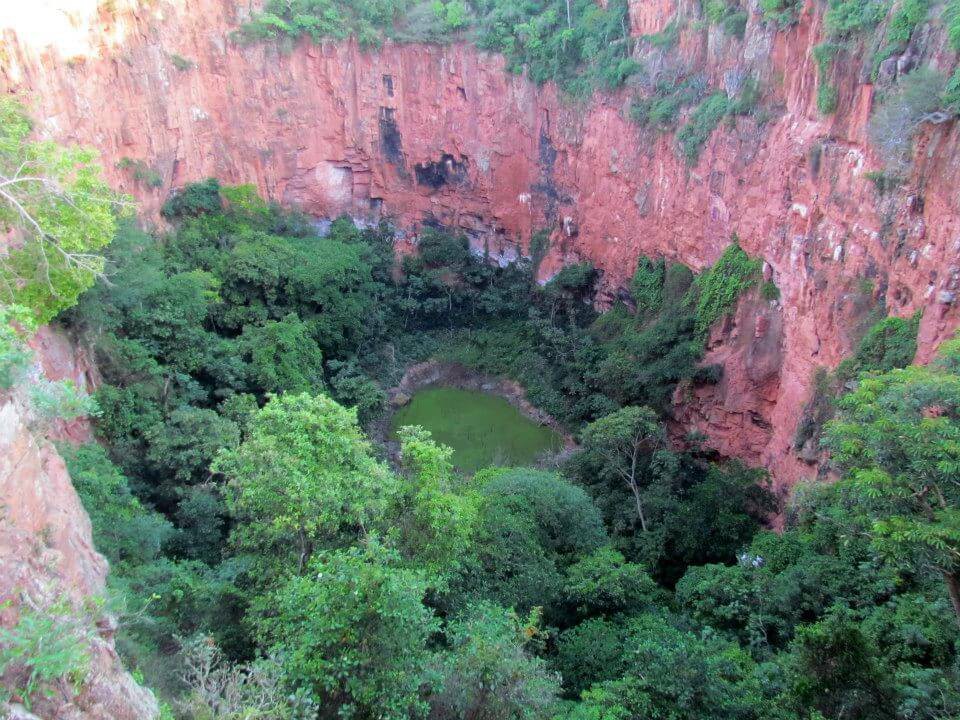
<box><xmin>3</xmin><ymin>0</ymin><xmax>960</xmax><ymax>491</ymax></box>
<box><xmin>0</xmin><ymin>350</ymin><xmax>158</xmax><ymax>719</ymax></box>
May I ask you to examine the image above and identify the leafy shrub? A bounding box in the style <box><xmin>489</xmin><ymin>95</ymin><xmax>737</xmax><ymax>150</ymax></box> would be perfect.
<box><xmin>885</xmin><ymin>0</ymin><xmax>929</xmax><ymax>46</ymax></box>
<box><xmin>0</xmin><ymin>306</ymin><xmax>33</xmax><ymax>390</ymax></box>
<box><xmin>761</xmin><ymin>280</ymin><xmax>780</xmax><ymax>301</ymax></box>
<box><xmin>563</xmin><ymin>546</ymin><xmax>662</xmax><ymax>618</ymax></box>
<box><xmin>554</xmin><ymin>618</ymin><xmax>629</xmax><ymax>696</ymax></box>
<box><xmin>239</xmin><ymin>0</ymin><xmax>412</xmax><ymax>47</ymax></box>
<box><xmin>631</xmin><ymin>76</ymin><xmax>706</xmax><ymax>130</ymax></box>
<box><xmin>863</xmin><ymin>170</ymin><xmax>903</xmax><ymax>194</ymax></box>
<box><xmin>178</xmin><ymin>635</ymin><xmax>303</xmax><ymax>719</ymax></box>
<box><xmin>759</xmin><ymin>0</ymin><xmax>803</xmax><ymax>27</ymax></box>
<box><xmin>690</xmin><ymin>238</ymin><xmax>760</xmax><ymax>337</ymax></box>
<box><xmin>241</xmin><ymin>0</ymin><xmax>640</xmax><ymax>98</ymax></box>
<box><xmin>0</xmin><ymin>98</ymin><xmax>121</xmax><ymax>323</ymax></box>
<box><xmin>869</xmin><ymin>67</ymin><xmax>946</xmax><ymax>171</ymax></box>
<box><xmin>943</xmin><ymin>67</ymin><xmax>960</xmax><ymax>114</ymax></box>
<box><xmin>28</xmin><ymin>378</ymin><xmax>99</xmax><ymax>423</ymax></box>
<box><xmin>704</xmin><ymin>0</ymin><xmax>747</xmax><ymax>38</ymax></box>
<box><xmin>945</xmin><ymin>0</ymin><xmax>960</xmax><ymax>50</ymax></box>
<box><xmin>676</xmin><ymin>92</ymin><xmax>730</xmax><ymax>163</ymax></box>
<box><xmin>727</xmin><ymin>76</ymin><xmax>761</xmax><ymax>118</ymax></box>
<box><xmin>0</xmin><ymin>599</ymin><xmax>92</xmax><ymax>708</ymax></box>
<box><xmin>116</xmin><ymin>157</ymin><xmax>163</xmax><ymax>188</ymax></box>
<box><xmin>431</xmin><ymin>602</ymin><xmax>560</xmax><ymax>719</ymax></box>
<box><xmin>169</xmin><ymin>53</ymin><xmax>195</xmax><ymax>71</ymax></box>
<box><xmin>817</xmin><ymin>82</ymin><xmax>839</xmax><ymax>114</ymax></box>
<box><xmin>723</xmin><ymin>10</ymin><xmax>748</xmax><ymax>38</ymax></box>
<box><xmin>812</xmin><ymin>43</ymin><xmax>841</xmax><ymax>76</ymax></box>
<box><xmin>161</xmin><ymin>178</ymin><xmax>223</xmax><ymax>218</ymax></box>
<box><xmin>253</xmin><ymin>542</ymin><xmax>438</xmax><ymax>719</ymax></box>
<box><xmin>850</xmin><ymin>312</ymin><xmax>920</xmax><ymax>373</ymax></box>
<box><xmin>824</xmin><ymin>0</ymin><xmax>888</xmax><ymax>38</ymax></box>
<box><xmin>641</xmin><ymin>19</ymin><xmax>680</xmax><ymax>49</ymax></box>
<box><xmin>63</xmin><ymin>443</ymin><xmax>174</xmax><ymax>567</ymax></box>
<box><xmin>630</xmin><ymin>257</ymin><xmax>666</xmax><ymax>317</ymax></box>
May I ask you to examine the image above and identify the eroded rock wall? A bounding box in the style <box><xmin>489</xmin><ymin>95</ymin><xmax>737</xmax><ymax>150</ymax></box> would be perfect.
<box><xmin>0</xmin><ymin>395</ymin><xmax>158</xmax><ymax>719</ymax></box>
<box><xmin>3</xmin><ymin>0</ymin><xmax>960</xmax><ymax>490</ymax></box>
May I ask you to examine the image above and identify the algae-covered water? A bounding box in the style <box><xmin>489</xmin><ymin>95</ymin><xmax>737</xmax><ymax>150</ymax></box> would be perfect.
<box><xmin>391</xmin><ymin>386</ymin><xmax>562</xmax><ymax>473</ymax></box>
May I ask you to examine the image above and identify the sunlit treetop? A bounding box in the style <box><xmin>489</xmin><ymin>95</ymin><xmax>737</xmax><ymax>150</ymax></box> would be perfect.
<box><xmin>0</xmin><ymin>97</ymin><xmax>127</xmax><ymax>323</ymax></box>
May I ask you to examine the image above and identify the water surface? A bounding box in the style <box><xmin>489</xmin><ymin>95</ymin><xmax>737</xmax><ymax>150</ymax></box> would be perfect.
<box><xmin>391</xmin><ymin>386</ymin><xmax>562</xmax><ymax>473</ymax></box>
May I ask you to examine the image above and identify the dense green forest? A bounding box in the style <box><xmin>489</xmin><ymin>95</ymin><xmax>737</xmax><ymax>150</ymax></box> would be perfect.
<box><xmin>2</xmin><ymin>97</ymin><xmax>960</xmax><ymax>720</ymax></box>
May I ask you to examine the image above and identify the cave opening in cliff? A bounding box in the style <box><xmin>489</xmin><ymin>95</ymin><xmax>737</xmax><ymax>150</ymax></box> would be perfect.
<box><xmin>414</xmin><ymin>153</ymin><xmax>469</xmax><ymax>189</ymax></box>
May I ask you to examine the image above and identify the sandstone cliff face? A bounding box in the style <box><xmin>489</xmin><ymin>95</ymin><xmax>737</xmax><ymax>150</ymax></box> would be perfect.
<box><xmin>2</xmin><ymin>0</ymin><xmax>959</xmax><ymax>490</ymax></box>
<box><xmin>0</xmin><ymin>393</ymin><xmax>158</xmax><ymax>719</ymax></box>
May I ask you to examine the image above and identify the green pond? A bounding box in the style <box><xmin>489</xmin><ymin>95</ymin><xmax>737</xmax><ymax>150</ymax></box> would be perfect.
<box><xmin>391</xmin><ymin>386</ymin><xmax>563</xmax><ymax>473</ymax></box>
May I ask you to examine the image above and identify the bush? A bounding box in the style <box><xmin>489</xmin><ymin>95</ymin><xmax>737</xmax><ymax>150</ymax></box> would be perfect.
<box><xmin>885</xmin><ymin>0</ymin><xmax>929</xmax><ymax>47</ymax></box>
<box><xmin>824</xmin><ymin>0</ymin><xmax>888</xmax><ymax>38</ymax></box>
<box><xmin>943</xmin><ymin>67</ymin><xmax>960</xmax><ymax>114</ymax></box>
<box><xmin>851</xmin><ymin>312</ymin><xmax>920</xmax><ymax>373</ymax></box>
<box><xmin>0</xmin><ymin>306</ymin><xmax>33</xmax><ymax>390</ymax></box>
<box><xmin>28</xmin><ymin>378</ymin><xmax>99</xmax><ymax>423</ymax></box>
<box><xmin>759</xmin><ymin>0</ymin><xmax>803</xmax><ymax>27</ymax></box>
<box><xmin>691</xmin><ymin>238</ymin><xmax>760</xmax><ymax>338</ymax></box>
<box><xmin>631</xmin><ymin>76</ymin><xmax>706</xmax><ymax>130</ymax></box>
<box><xmin>169</xmin><ymin>53</ymin><xmax>195</xmax><ymax>71</ymax></box>
<box><xmin>178</xmin><ymin>635</ymin><xmax>302</xmax><ymax>719</ymax></box>
<box><xmin>676</xmin><ymin>92</ymin><xmax>730</xmax><ymax>163</ymax></box>
<box><xmin>817</xmin><ymin>83</ymin><xmax>839</xmax><ymax>114</ymax></box>
<box><xmin>704</xmin><ymin>0</ymin><xmax>748</xmax><ymax>38</ymax></box>
<box><xmin>945</xmin><ymin>0</ymin><xmax>960</xmax><ymax>50</ymax></box>
<box><xmin>641</xmin><ymin>19</ymin><xmax>680</xmax><ymax>49</ymax></box>
<box><xmin>761</xmin><ymin>280</ymin><xmax>780</xmax><ymax>301</ymax></box>
<box><xmin>0</xmin><ymin>599</ymin><xmax>93</xmax><ymax>709</ymax></box>
<box><xmin>116</xmin><ymin>157</ymin><xmax>163</xmax><ymax>188</ymax></box>
<box><xmin>869</xmin><ymin>67</ymin><xmax>946</xmax><ymax>171</ymax></box>
<box><xmin>863</xmin><ymin>170</ymin><xmax>903</xmax><ymax>194</ymax></box>
<box><xmin>161</xmin><ymin>178</ymin><xmax>222</xmax><ymax>218</ymax></box>
<box><xmin>630</xmin><ymin>257</ymin><xmax>665</xmax><ymax>317</ymax></box>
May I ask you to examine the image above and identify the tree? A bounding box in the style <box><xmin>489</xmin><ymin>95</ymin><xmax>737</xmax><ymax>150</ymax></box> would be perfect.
<box><xmin>0</xmin><ymin>98</ymin><xmax>124</xmax><ymax>323</ymax></box>
<box><xmin>254</xmin><ymin>542</ymin><xmax>439</xmax><ymax>720</ymax></box>
<box><xmin>562</xmin><ymin>546</ymin><xmax>663</xmax><ymax>619</ymax></box>
<box><xmin>213</xmin><ymin>393</ymin><xmax>398</xmax><ymax>574</ymax></box>
<box><xmin>581</xmin><ymin>406</ymin><xmax>664</xmax><ymax>532</ymax></box>
<box><xmin>62</xmin><ymin>443</ymin><xmax>173</xmax><ymax>569</ymax></box>
<box><xmin>558</xmin><ymin>614</ymin><xmax>772</xmax><ymax>720</ymax></box>
<box><xmin>431</xmin><ymin>602</ymin><xmax>560</xmax><ymax>720</ymax></box>
<box><xmin>239</xmin><ymin>314</ymin><xmax>325</xmax><ymax>395</ymax></box>
<box><xmin>825</xmin><ymin>339</ymin><xmax>960</xmax><ymax>624</ymax></box>
<box><xmin>449</xmin><ymin>468</ymin><xmax>607</xmax><ymax>616</ymax></box>
<box><xmin>145</xmin><ymin>406</ymin><xmax>240</xmax><ymax>489</ymax></box>
<box><xmin>178</xmin><ymin>635</ymin><xmax>300</xmax><ymax>719</ymax></box>
<box><xmin>554</xmin><ymin>617</ymin><xmax>630</xmax><ymax>696</ymax></box>
<box><xmin>869</xmin><ymin>68</ymin><xmax>951</xmax><ymax>173</ymax></box>
<box><xmin>786</xmin><ymin>608</ymin><xmax>895</xmax><ymax>720</ymax></box>
<box><xmin>477</xmin><ymin>468</ymin><xmax>608</xmax><ymax>558</ymax></box>
<box><xmin>390</xmin><ymin>426</ymin><xmax>478</xmax><ymax>579</ymax></box>
<box><xmin>327</xmin><ymin>358</ymin><xmax>387</xmax><ymax>425</ymax></box>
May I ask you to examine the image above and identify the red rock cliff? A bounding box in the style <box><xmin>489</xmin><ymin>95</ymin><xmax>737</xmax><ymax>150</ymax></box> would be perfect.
<box><xmin>0</xmin><ymin>391</ymin><xmax>159</xmax><ymax>719</ymax></box>
<box><xmin>2</xmin><ymin>0</ymin><xmax>960</xmax><ymax>492</ymax></box>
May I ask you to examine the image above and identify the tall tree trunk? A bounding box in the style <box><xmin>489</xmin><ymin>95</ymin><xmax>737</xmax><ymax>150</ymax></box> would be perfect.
<box><xmin>628</xmin><ymin>444</ymin><xmax>647</xmax><ymax>531</ymax></box>
<box><xmin>565</xmin><ymin>0</ymin><xmax>572</xmax><ymax>28</ymax></box>
<box><xmin>945</xmin><ymin>570</ymin><xmax>960</xmax><ymax>626</ymax></box>
<box><xmin>629</xmin><ymin>482</ymin><xmax>648</xmax><ymax>533</ymax></box>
